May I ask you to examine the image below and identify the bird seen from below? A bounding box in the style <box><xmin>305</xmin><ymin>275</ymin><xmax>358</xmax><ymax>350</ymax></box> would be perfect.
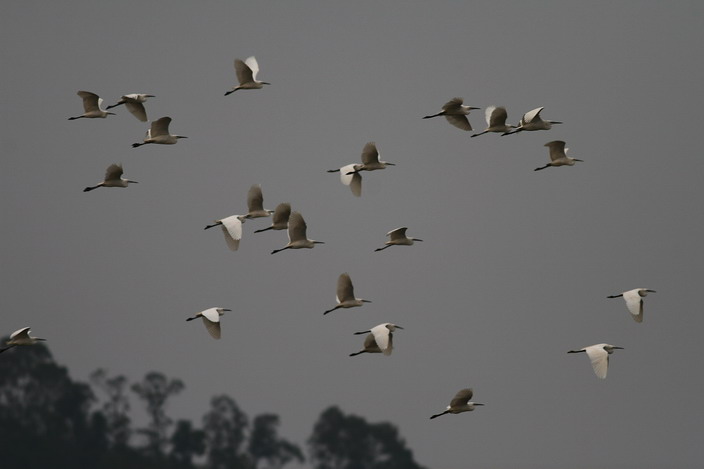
<box><xmin>245</xmin><ymin>184</ymin><xmax>274</xmax><ymax>219</ymax></box>
<box><xmin>0</xmin><ymin>327</ymin><xmax>46</xmax><ymax>354</ymax></box>
<box><xmin>423</xmin><ymin>97</ymin><xmax>479</xmax><ymax>131</ymax></box>
<box><xmin>132</xmin><ymin>117</ymin><xmax>187</xmax><ymax>147</ymax></box>
<box><xmin>346</xmin><ymin>142</ymin><xmax>394</xmax><ymax>174</ymax></box>
<box><xmin>204</xmin><ymin>215</ymin><xmax>246</xmax><ymax>251</ymax></box>
<box><xmin>83</xmin><ymin>164</ymin><xmax>138</xmax><ymax>192</ymax></box>
<box><xmin>353</xmin><ymin>323</ymin><xmax>403</xmax><ymax>356</ymax></box>
<box><xmin>225</xmin><ymin>56</ymin><xmax>270</xmax><ymax>95</ymax></box>
<box><xmin>502</xmin><ymin>106</ymin><xmax>561</xmax><ymax>135</ymax></box>
<box><xmin>68</xmin><ymin>91</ymin><xmax>116</xmax><ymax>120</ymax></box>
<box><xmin>324</xmin><ymin>273</ymin><xmax>371</xmax><ymax>315</ymax></box>
<box><xmin>607</xmin><ymin>288</ymin><xmax>656</xmax><ymax>323</ymax></box>
<box><xmin>105</xmin><ymin>93</ymin><xmax>155</xmax><ymax>122</ymax></box>
<box><xmin>186</xmin><ymin>307</ymin><xmax>231</xmax><ymax>340</ymax></box>
<box><xmin>534</xmin><ymin>141</ymin><xmax>583</xmax><ymax>171</ymax></box>
<box><xmin>471</xmin><ymin>106</ymin><xmax>515</xmax><ymax>137</ymax></box>
<box><xmin>327</xmin><ymin>163</ymin><xmax>362</xmax><ymax>197</ymax></box>
<box><xmin>270</xmin><ymin>211</ymin><xmax>324</xmax><ymax>254</ymax></box>
<box><xmin>430</xmin><ymin>388</ymin><xmax>484</xmax><ymax>419</ymax></box>
<box><xmin>375</xmin><ymin>227</ymin><xmax>423</xmax><ymax>251</ymax></box>
<box><xmin>254</xmin><ymin>202</ymin><xmax>291</xmax><ymax>233</ymax></box>
<box><xmin>568</xmin><ymin>343</ymin><xmax>624</xmax><ymax>379</ymax></box>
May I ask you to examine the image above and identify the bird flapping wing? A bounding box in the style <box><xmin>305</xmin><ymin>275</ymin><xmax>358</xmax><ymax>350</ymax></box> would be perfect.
<box><xmin>78</xmin><ymin>91</ymin><xmax>100</xmax><ymax>112</ymax></box>
<box><xmin>104</xmin><ymin>164</ymin><xmax>124</xmax><ymax>182</ymax></box>
<box><xmin>247</xmin><ymin>184</ymin><xmax>265</xmax><ymax>212</ymax></box>
<box><xmin>441</xmin><ymin>97</ymin><xmax>464</xmax><ymax>113</ymax></box>
<box><xmin>287</xmin><ymin>212</ymin><xmax>307</xmax><ymax>242</ymax></box>
<box><xmin>387</xmin><ymin>227</ymin><xmax>408</xmax><ymax>240</ymax></box>
<box><xmin>272</xmin><ymin>203</ymin><xmax>291</xmax><ymax>226</ymax></box>
<box><xmin>360</xmin><ymin>142</ymin><xmax>379</xmax><ymax>165</ymax></box>
<box><xmin>445</xmin><ymin>114</ymin><xmax>472</xmax><ymax>131</ymax></box>
<box><xmin>201</xmin><ymin>315</ymin><xmax>221</xmax><ymax>339</ymax></box>
<box><xmin>151</xmin><ymin>117</ymin><xmax>172</xmax><ymax>137</ymax></box>
<box><xmin>337</xmin><ymin>273</ymin><xmax>355</xmax><ymax>302</ymax></box>
<box><xmin>546</xmin><ymin>141</ymin><xmax>567</xmax><ymax>161</ymax></box>
<box><xmin>234</xmin><ymin>59</ymin><xmax>255</xmax><ymax>84</ymax></box>
<box><xmin>449</xmin><ymin>388</ymin><xmax>474</xmax><ymax>407</ymax></box>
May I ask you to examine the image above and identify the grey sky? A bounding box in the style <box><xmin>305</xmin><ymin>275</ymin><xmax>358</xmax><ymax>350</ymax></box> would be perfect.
<box><xmin>2</xmin><ymin>2</ymin><xmax>704</xmax><ymax>468</ymax></box>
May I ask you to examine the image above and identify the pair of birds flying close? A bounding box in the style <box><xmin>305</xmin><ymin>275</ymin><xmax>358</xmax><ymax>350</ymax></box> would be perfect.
<box><xmin>327</xmin><ymin>142</ymin><xmax>395</xmax><ymax>197</ymax></box>
<box><xmin>68</xmin><ymin>91</ymin><xmax>154</xmax><ymax>122</ymax></box>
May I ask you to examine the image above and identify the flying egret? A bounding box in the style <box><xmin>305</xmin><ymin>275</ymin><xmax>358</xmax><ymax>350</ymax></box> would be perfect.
<box><xmin>346</xmin><ymin>142</ymin><xmax>394</xmax><ymax>174</ymax></box>
<box><xmin>502</xmin><ymin>107</ymin><xmax>561</xmax><ymax>135</ymax></box>
<box><xmin>132</xmin><ymin>117</ymin><xmax>187</xmax><ymax>147</ymax></box>
<box><xmin>68</xmin><ymin>91</ymin><xmax>115</xmax><ymax>120</ymax></box>
<box><xmin>607</xmin><ymin>288</ymin><xmax>656</xmax><ymax>323</ymax></box>
<box><xmin>568</xmin><ymin>343</ymin><xmax>624</xmax><ymax>379</ymax></box>
<box><xmin>327</xmin><ymin>164</ymin><xmax>362</xmax><ymax>197</ymax></box>
<box><xmin>324</xmin><ymin>273</ymin><xmax>371</xmax><ymax>315</ymax></box>
<box><xmin>271</xmin><ymin>211</ymin><xmax>324</xmax><ymax>254</ymax></box>
<box><xmin>225</xmin><ymin>56</ymin><xmax>270</xmax><ymax>95</ymax></box>
<box><xmin>423</xmin><ymin>98</ymin><xmax>479</xmax><ymax>131</ymax></box>
<box><xmin>429</xmin><ymin>388</ymin><xmax>484</xmax><ymax>419</ymax></box>
<box><xmin>349</xmin><ymin>333</ymin><xmax>383</xmax><ymax>357</ymax></box>
<box><xmin>245</xmin><ymin>184</ymin><xmax>274</xmax><ymax>219</ymax></box>
<box><xmin>375</xmin><ymin>227</ymin><xmax>423</xmax><ymax>252</ymax></box>
<box><xmin>0</xmin><ymin>327</ymin><xmax>46</xmax><ymax>354</ymax></box>
<box><xmin>106</xmin><ymin>94</ymin><xmax>155</xmax><ymax>122</ymax></box>
<box><xmin>353</xmin><ymin>323</ymin><xmax>403</xmax><ymax>356</ymax></box>
<box><xmin>254</xmin><ymin>202</ymin><xmax>291</xmax><ymax>233</ymax></box>
<box><xmin>204</xmin><ymin>215</ymin><xmax>246</xmax><ymax>251</ymax></box>
<box><xmin>471</xmin><ymin>106</ymin><xmax>514</xmax><ymax>137</ymax></box>
<box><xmin>534</xmin><ymin>141</ymin><xmax>583</xmax><ymax>171</ymax></box>
<box><xmin>186</xmin><ymin>307</ymin><xmax>231</xmax><ymax>340</ymax></box>
<box><xmin>83</xmin><ymin>164</ymin><xmax>138</xmax><ymax>192</ymax></box>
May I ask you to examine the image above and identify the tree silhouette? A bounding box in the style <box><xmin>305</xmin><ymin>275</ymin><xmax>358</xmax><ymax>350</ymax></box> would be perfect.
<box><xmin>249</xmin><ymin>413</ymin><xmax>305</xmax><ymax>469</ymax></box>
<box><xmin>202</xmin><ymin>394</ymin><xmax>251</xmax><ymax>469</ymax></box>
<box><xmin>0</xmin><ymin>342</ymin><xmax>104</xmax><ymax>468</ymax></box>
<box><xmin>131</xmin><ymin>371</ymin><xmax>185</xmax><ymax>460</ymax></box>
<box><xmin>169</xmin><ymin>419</ymin><xmax>205</xmax><ymax>468</ymax></box>
<box><xmin>308</xmin><ymin>406</ymin><xmax>426</xmax><ymax>469</ymax></box>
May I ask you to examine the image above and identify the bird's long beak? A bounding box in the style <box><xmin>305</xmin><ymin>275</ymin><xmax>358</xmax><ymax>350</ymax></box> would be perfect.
<box><xmin>386</xmin><ymin>162</ymin><xmax>396</xmax><ymax>166</ymax></box>
<box><xmin>469</xmin><ymin>107</ymin><xmax>481</xmax><ymax>110</ymax></box>
<box><xmin>551</xmin><ymin>121</ymin><xmax>563</xmax><ymax>124</ymax></box>
<box><xmin>223</xmin><ymin>309</ymin><xmax>232</xmax><ymax>312</ymax></box>
<box><xmin>646</xmin><ymin>289</ymin><xmax>657</xmax><ymax>293</ymax></box>
<box><xmin>128</xmin><ymin>180</ymin><xmax>139</xmax><ymax>184</ymax></box>
<box><xmin>262</xmin><ymin>82</ymin><xmax>271</xmax><ymax>85</ymax></box>
<box><xmin>353</xmin><ymin>330</ymin><xmax>371</xmax><ymax>335</ymax></box>
<box><xmin>395</xmin><ymin>325</ymin><xmax>404</xmax><ymax>330</ymax></box>
<box><xmin>362</xmin><ymin>300</ymin><xmax>372</xmax><ymax>303</ymax></box>
<box><xmin>573</xmin><ymin>159</ymin><xmax>584</xmax><ymax>162</ymax></box>
<box><xmin>146</xmin><ymin>94</ymin><xmax>156</xmax><ymax>97</ymax></box>
<box><xmin>37</xmin><ymin>338</ymin><xmax>47</xmax><ymax>341</ymax></box>
<box><xmin>473</xmin><ymin>403</ymin><xmax>485</xmax><ymax>406</ymax></box>
<box><xmin>613</xmin><ymin>346</ymin><xmax>625</xmax><ymax>350</ymax></box>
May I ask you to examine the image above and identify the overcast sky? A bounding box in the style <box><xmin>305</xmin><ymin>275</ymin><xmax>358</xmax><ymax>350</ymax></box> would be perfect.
<box><xmin>2</xmin><ymin>2</ymin><xmax>704</xmax><ymax>468</ymax></box>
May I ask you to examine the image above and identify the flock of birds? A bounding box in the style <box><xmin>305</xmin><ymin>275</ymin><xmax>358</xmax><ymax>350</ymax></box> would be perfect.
<box><xmin>1</xmin><ymin>55</ymin><xmax>658</xmax><ymax>422</ymax></box>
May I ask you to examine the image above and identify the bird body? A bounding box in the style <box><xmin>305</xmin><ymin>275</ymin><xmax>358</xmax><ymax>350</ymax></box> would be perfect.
<box><xmin>502</xmin><ymin>106</ymin><xmax>561</xmax><ymax>135</ymax></box>
<box><xmin>204</xmin><ymin>215</ymin><xmax>246</xmax><ymax>251</ymax></box>
<box><xmin>328</xmin><ymin>164</ymin><xmax>362</xmax><ymax>196</ymax></box>
<box><xmin>68</xmin><ymin>91</ymin><xmax>115</xmax><ymax>120</ymax></box>
<box><xmin>254</xmin><ymin>202</ymin><xmax>291</xmax><ymax>233</ymax></box>
<box><xmin>271</xmin><ymin>211</ymin><xmax>324</xmax><ymax>254</ymax></box>
<box><xmin>471</xmin><ymin>106</ymin><xmax>514</xmax><ymax>137</ymax></box>
<box><xmin>225</xmin><ymin>56</ymin><xmax>270</xmax><ymax>95</ymax></box>
<box><xmin>186</xmin><ymin>308</ymin><xmax>231</xmax><ymax>339</ymax></box>
<box><xmin>324</xmin><ymin>273</ymin><xmax>371</xmax><ymax>315</ymax></box>
<box><xmin>607</xmin><ymin>288</ymin><xmax>656</xmax><ymax>323</ymax></box>
<box><xmin>347</xmin><ymin>142</ymin><xmax>394</xmax><ymax>174</ymax></box>
<box><xmin>423</xmin><ymin>97</ymin><xmax>479</xmax><ymax>131</ymax></box>
<box><xmin>353</xmin><ymin>323</ymin><xmax>403</xmax><ymax>356</ymax></box>
<box><xmin>430</xmin><ymin>388</ymin><xmax>483</xmax><ymax>419</ymax></box>
<box><xmin>375</xmin><ymin>227</ymin><xmax>423</xmax><ymax>251</ymax></box>
<box><xmin>132</xmin><ymin>117</ymin><xmax>187</xmax><ymax>147</ymax></box>
<box><xmin>568</xmin><ymin>343</ymin><xmax>623</xmax><ymax>379</ymax></box>
<box><xmin>106</xmin><ymin>93</ymin><xmax>155</xmax><ymax>122</ymax></box>
<box><xmin>84</xmin><ymin>164</ymin><xmax>137</xmax><ymax>192</ymax></box>
<box><xmin>0</xmin><ymin>327</ymin><xmax>46</xmax><ymax>353</ymax></box>
<box><xmin>534</xmin><ymin>141</ymin><xmax>583</xmax><ymax>171</ymax></box>
<box><xmin>245</xmin><ymin>184</ymin><xmax>274</xmax><ymax>219</ymax></box>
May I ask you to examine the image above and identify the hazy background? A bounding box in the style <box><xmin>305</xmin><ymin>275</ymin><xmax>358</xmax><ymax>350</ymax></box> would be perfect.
<box><xmin>2</xmin><ymin>2</ymin><xmax>703</xmax><ymax>468</ymax></box>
